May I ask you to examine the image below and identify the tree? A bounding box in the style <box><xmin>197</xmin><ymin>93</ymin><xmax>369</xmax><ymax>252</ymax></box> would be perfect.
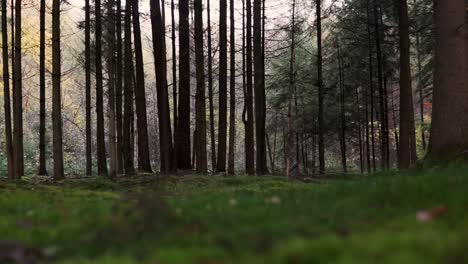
<box><xmin>398</xmin><ymin>0</ymin><xmax>417</xmax><ymax>169</ymax></box>
<box><xmin>52</xmin><ymin>0</ymin><xmax>64</xmax><ymax>180</ymax></box>
<box><xmin>194</xmin><ymin>0</ymin><xmax>207</xmax><ymax>173</ymax></box>
<box><xmin>116</xmin><ymin>0</ymin><xmax>124</xmax><ymax>174</ymax></box>
<box><xmin>315</xmin><ymin>0</ymin><xmax>325</xmax><ymax>175</ymax></box>
<box><xmin>428</xmin><ymin>0</ymin><xmax>468</xmax><ymax>160</ymax></box>
<box><xmin>217</xmin><ymin>0</ymin><xmax>228</xmax><ymax>173</ymax></box>
<box><xmin>85</xmin><ymin>0</ymin><xmax>92</xmax><ymax>176</ymax></box>
<box><xmin>38</xmin><ymin>0</ymin><xmax>47</xmax><ymax>176</ymax></box>
<box><xmin>253</xmin><ymin>0</ymin><xmax>266</xmax><ymax>175</ymax></box>
<box><xmin>176</xmin><ymin>0</ymin><xmax>192</xmax><ymax>170</ymax></box>
<box><xmin>131</xmin><ymin>0</ymin><xmax>152</xmax><ymax>173</ymax></box>
<box><xmin>170</xmin><ymin>0</ymin><xmax>178</xmax><ymax>169</ymax></box>
<box><xmin>286</xmin><ymin>0</ymin><xmax>296</xmax><ymax>179</ymax></box>
<box><xmin>123</xmin><ymin>0</ymin><xmax>135</xmax><ymax>175</ymax></box>
<box><xmin>1</xmin><ymin>0</ymin><xmax>14</xmax><ymax>179</ymax></box>
<box><xmin>244</xmin><ymin>0</ymin><xmax>255</xmax><ymax>175</ymax></box>
<box><xmin>150</xmin><ymin>0</ymin><xmax>174</xmax><ymax>174</ymax></box>
<box><xmin>107</xmin><ymin>0</ymin><xmax>118</xmax><ymax>178</ymax></box>
<box><xmin>227</xmin><ymin>0</ymin><xmax>236</xmax><ymax>175</ymax></box>
<box><xmin>207</xmin><ymin>0</ymin><xmax>217</xmax><ymax>171</ymax></box>
<box><xmin>13</xmin><ymin>0</ymin><xmax>23</xmax><ymax>178</ymax></box>
<box><xmin>96</xmin><ymin>0</ymin><xmax>108</xmax><ymax>176</ymax></box>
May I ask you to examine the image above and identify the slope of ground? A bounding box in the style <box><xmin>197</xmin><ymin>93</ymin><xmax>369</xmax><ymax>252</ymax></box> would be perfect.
<box><xmin>0</xmin><ymin>166</ymin><xmax>467</xmax><ymax>263</ymax></box>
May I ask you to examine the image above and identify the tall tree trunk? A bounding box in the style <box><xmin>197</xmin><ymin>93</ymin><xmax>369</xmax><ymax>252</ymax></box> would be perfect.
<box><xmin>13</xmin><ymin>0</ymin><xmax>23</xmax><ymax>178</ymax></box>
<box><xmin>244</xmin><ymin>0</ymin><xmax>255</xmax><ymax>175</ymax></box>
<box><xmin>107</xmin><ymin>0</ymin><xmax>118</xmax><ymax>178</ymax></box>
<box><xmin>52</xmin><ymin>0</ymin><xmax>64</xmax><ymax>180</ymax></box>
<box><xmin>176</xmin><ymin>0</ymin><xmax>192</xmax><ymax>170</ymax></box>
<box><xmin>227</xmin><ymin>0</ymin><xmax>236</xmax><ymax>175</ymax></box>
<box><xmin>356</xmin><ymin>86</ymin><xmax>364</xmax><ymax>174</ymax></box>
<box><xmin>150</xmin><ymin>0</ymin><xmax>173</xmax><ymax>174</ymax></box>
<box><xmin>286</xmin><ymin>0</ymin><xmax>296</xmax><ymax>179</ymax></box>
<box><xmin>1</xmin><ymin>0</ymin><xmax>14</xmax><ymax>179</ymax></box>
<box><xmin>398</xmin><ymin>0</ymin><xmax>417</xmax><ymax>169</ymax></box>
<box><xmin>194</xmin><ymin>0</ymin><xmax>207</xmax><ymax>173</ymax></box>
<box><xmin>216</xmin><ymin>0</ymin><xmax>228</xmax><ymax>173</ymax></box>
<box><xmin>123</xmin><ymin>0</ymin><xmax>135</xmax><ymax>175</ymax></box>
<box><xmin>372</xmin><ymin>0</ymin><xmax>387</xmax><ymax>169</ymax></box>
<box><xmin>366</xmin><ymin>1</ymin><xmax>376</xmax><ymax>171</ymax></box>
<box><xmin>415</xmin><ymin>28</ymin><xmax>426</xmax><ymax>151</ymax></box>
<box><xmin>315</xmin><ymin>0</ymin><xmax>325</xmax><ymax>175</ymax></box>
<box><xmin>170</xmin><ymin>0</ymin><xmax>178</xmax><ymax>170</ymax></box>
<box><xmin>96</xmin><ymin>0</ymin><xmax>108</xmax><ymax>176</ymax></box>
<box><xmin>132</xmin><ymin>0</ymin><xmax>152</xmax><ymax>172</ymax></box>
<box><xmin>115</xmin><ymin>0</ymin><xmax>124</xmax><ymax>174</ymax></box>
<box><xmin>207</xmin><ymin>0</ymin><xmax>217</xmax><ymax>171</ymax></box>
<box><xmin>253</xmin><ymin>0</ymin><xmax>266</xmax><ymax>175</ymax></box>
<box><xmin>85</xmin><ymin>0</ymin><xmax>92</xmax><ymax>176</ymax></box>
<box><xmin>337</xmin><ymin>40</ymin><xmax>347</xmax><ymax>173</ymax></box>
<box><xmin>38</xmin><ymin>0</ymin><xmax>47</xmax><ymax>176</ymax></box>
<box><xmin>428</xmin><ymin>0</ymin><xmax>467</xmax><ymax>160</ymax></box>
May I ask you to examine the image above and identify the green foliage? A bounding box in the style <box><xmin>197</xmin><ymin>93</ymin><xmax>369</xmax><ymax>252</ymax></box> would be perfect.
<box><xmin>1</xmin><ymin>166</ymin><xmax>468</xmax><ymax>263</ymax></box>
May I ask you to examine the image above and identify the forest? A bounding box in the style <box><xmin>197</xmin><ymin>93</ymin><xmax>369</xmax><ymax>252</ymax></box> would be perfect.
<box><xmin>0</xmin><ymin>0</ymin><xmax>467</xmax><ymax>262</ymax></box>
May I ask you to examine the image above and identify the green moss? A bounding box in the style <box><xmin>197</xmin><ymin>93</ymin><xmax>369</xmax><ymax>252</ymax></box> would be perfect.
<box><xmin>1</xmin><ymin>166</ymin><xmax>468</xmax><ymax>263</ymax></box>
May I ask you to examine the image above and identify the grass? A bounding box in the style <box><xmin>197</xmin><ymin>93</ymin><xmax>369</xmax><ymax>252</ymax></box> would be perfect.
<box><xmin>1</xmin><ymin>165</ymin><xmax>468</xmax><ymax>263</ymax></box>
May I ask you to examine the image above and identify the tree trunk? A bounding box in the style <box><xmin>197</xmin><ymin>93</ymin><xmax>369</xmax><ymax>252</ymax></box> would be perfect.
<box><xmin>193</xmin><ymin>0</ymin><xmax>207</xmax><ymax>173</ymax></box>
<box><xmin>254</xmin><ymin>0</ymin><xmax>266</xmax><ymax>175</ymax></box>
<box><xmin>398</xmin><ymin>0</ymin><xmax>417</xmax><ymax>169</ymax></box>
<box><xmin>38</xmin><ymin>0</ymin><xmax>47</xmax><ymax>176</ymax></box>
<box><xmin>96</xmin><ymin>0</ymin><xmax>108</xmax><ymax>176</ymax></box>
<box><xmin>244</xmin><ymin>0</ymin><xmax>255</xmax><ymax>175</ymax></box>
<box><xmin>227</xmin><ymin>0</ymin><xmax>236</xmax><ymax>175</ymax></box>
<box><xmin>85</xmin><ymin>0</ymin><xmax>92</xmax><ymax>176</ymax></box>
<box><xmin>216</xmin><ymin>0</ymin><xmax>228</xmax><ymax>173</ymax></box>
<box><xmin>315</xmin><ymin>0</ymin><xmax>325</xmax><ymax>175</ymax></box>
<box><xmin>286</xmin><ymin>0</ymin><xmax>296</xmax><ymax>179</ymax></box>
<box><xmin>337</xmin><ymin>40</ymin><xmax>347</xmax><ymax>173</ymax></box>
<box><xmin>52</xmin><ymin>0</ymin><xmax>64</xmax><ymax>180</ymax></box>
<box><xmin>123</xmin><ymin>0</ymin><xmax>135</xmax><ymax>175</ymax></box>
<box><xmin>207</xmin><ymin>0</ymin><xmax>217</xmax><ymax>171</ymax></box>
<box><xmin>115</xmin><ymin>0</ymin><xmax>124</xmax><ymax>174</ymax></box>
<box><xmin>107</xmin><ymin>0</ymin><xmax>118</xmax><ymax>178</ymax></box>
<box><xmin>428</xmin><ymin>0</ymin><xmax>468</xmax><ymax>160</ymax></box>
<box><xmin>131</xmin><ymin>0</ymin><xmax>152</xmax><ymax>173</ymax></box>
<box><xmin>1</xmin><ymin>0</ymin><xmax>14</xmax><ymax>179</ymax></box>
<box><xmin>176</xmin><ymin>0</ymin><xmax>192</xmax><ymax>170</ymax></box>
<box><xmin>366</xmin><ymin>1</ymin><xmax>376</xmax><ymax>172</ymax></box>
<box><xmin>170</xmin><ymin>0</ymin><xmax>178</xmax><ymax>171</ymax></box>
<box><xmin>13</xmin><ymin>0</ymin><xmax>23</xmax><ymax>178</ymax></box>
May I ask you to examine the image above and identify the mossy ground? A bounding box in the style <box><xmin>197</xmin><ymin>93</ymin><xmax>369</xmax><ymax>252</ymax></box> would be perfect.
<box><xmin>1</xmin><ymin>166</ymin><xmax>468</xmax><ymax>263</ymax></box>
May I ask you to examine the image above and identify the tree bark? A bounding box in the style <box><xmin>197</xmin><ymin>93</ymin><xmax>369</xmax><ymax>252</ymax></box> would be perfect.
<box><xmin>85</xmin><ymin>0</ymin><xmax>92</xmax><ymax>176</ymax></box>
<box><xmin>315</xmin><ymin>0</ymin><xmax>325</xmax><ymax>175</ymax></box>
<box><xmin>115</xmin><ymin>0</ymin><xmax>124</xmax><ymax>174</ymax></box>
<box><xmin>96</xmin><ymin>0</ymin><xmax>108</xmax><ymax>176</ymax></box>
<box><xmin>227</xmin><ymin>0</ymin><xmax>236</xmax><ymax>175</ymax></box>
<box><xmin>286</xmin><ymin>0</ymin><xmax>296</xmax><ymax>179</ymax></box>
<box><xmin>38</xmin><ymin>0</ymin><xmax>47</xmax><ymax>176</ymax></box>
<box><xmin>244</xmin><ymin>0</ymin><xmax>255</xmax><ymax>175</ymax></box>
<box><xmin>123</xmin><ymin>0</ymin><xmax>135</xmax><ymax>175</ymax></box>
<box><xmin>52</xmin><ymin>0</ymin><xmax>64</xmax><ymax>180</ymax></box>
<box><xmin>107</xmin><ymin>0</ymin><xmax>118</xmax><ymax>178</ymax></box>
<box><xmin>1</xmin><ymin>0</ymin><xmax>14</xmax><ymax>179</ymax></box>
<box><xmin>13</xmin><ymin>0</ymin><xmax>23</xmax><ymax>178</ymax></box>
<box><xmin>170</xmin><ymin>0</ymin><xmax>178</xmax><ymax>170</ymax></box>
<box><xmin>398</xmin><ymin>0</ymin><xmax>417</xmax><ymax>169</ymax></box>
<box><xmin>428</xmin><ymin>0</ymin><xmax>468</xmax><ymax>160</ymax></box>
<box><xmin>176</xmin><ymin>0</ymin><xmax>192</xmax><ymax>169</ymax></box>
<box><xmin>132</xmin><ymin>0</ymin><xmax>152</xmax><ymax>173</ymax></box>
<box><xmin>207</xmin><ymin>0</ymin><xmax>217</xmax><ymax>171</ymax></box>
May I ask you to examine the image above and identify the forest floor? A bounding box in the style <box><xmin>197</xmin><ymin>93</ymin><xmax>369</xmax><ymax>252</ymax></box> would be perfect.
<box><xmin>1</xmin><ymin>166</ymin><xmax>468</xmax><ymax>263</ymax></box>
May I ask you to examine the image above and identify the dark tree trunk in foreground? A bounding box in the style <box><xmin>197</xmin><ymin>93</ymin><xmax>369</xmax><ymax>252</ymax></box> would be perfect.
<box><xmin>107</xmin><ymin>0</ymin><xmax>118</xmax><ymax>178</ymax></box>
<box><xmin>96</xmin><ymin>0</ymin><xmax>108</xmax><ymax>176</ymax></box>
<box><xmin>170</xmin><ymin>0</ymin><xmax>178</xmax><ymax>170</ymax></box>
<box><xmin>428</xmin><ymin>0</ymin><xmax>468</xmax><ymax>160</ymax></box>
<box><xmin>38</xmin><ymin>0</ymin><xmax>47</xmax><ymax>176</ymax></box>
<box><xmin>150</xmin><ymin>0</ymin><xmax>174</xmax><ymax>174</ymax></box>
<box><xmin>1</xmin><ymin>0</ymin><xmax>14</xmax><ymax>179</ymax></box>
<box><xmin>217</xmin><ymin>0</ymin><xmax>228</xmax><ymax>173</ymax></box>
<box><xmin>315</xmin><ymin>0</ymin><xmax>325</xmax><ymax>175</ymax></box>
<box><xmin>13</xmin><ymin>0</ymin><xmax>23</xmax><ymax>178</ymax></box>
<box><xmin>176</xmin><ymin>0</ymin><xmax>192</xmax><ymax>169</ymax></box>
<box><xmin>254</xmin><ymin>0</ymin><xmax>266</xmax><ymax>175</ymax></box>
<box><xmin>244</xmin><ymin>0</ymin><xmax>255</xmax><ymax>175</ymax></box>
<box><xmin>286</xmin><ymin>0</ymin><xmax>296</xmax><ymax>179</ymax></box>
<box><xmin>85</xmin><ymin>0</ymin><xmax>92</xmax><ymax>176</ymax></box>
<box><xmin>52</xmin><ymin>0</ymin><xmax>64</xmax><ymax>180</ymax></box>
<box><xmin>115</xmin><ymin>0</ymin><xmax>124</xmax><ymax>174</ymax></box>
<box><xmin>194</xmin><ymin>0</ymin><xmax>207</xmax><ymax>173</ymax></box>
<box><xmin>227</xmin><ymin>0</ymin><xmax>236</xmax><ymax>175</ymax></box>
<box><xmin>123</xmin><ymin>0</ymin><xmax>135</xmax><ymax>175</ymax></box>
<box><xmin>132</xmin><ymin>0</ymin><xmax>152</xmax><ymax>173</ymax></box>
<box><xmin>207</xmin><ymin>0</ymin><xmax>216</xmax><ymax>171</ymax></box>
<box><xmin>398</xmin><ymin>0</ymin><xmax>417</xmax><ymax>169</ymax></box>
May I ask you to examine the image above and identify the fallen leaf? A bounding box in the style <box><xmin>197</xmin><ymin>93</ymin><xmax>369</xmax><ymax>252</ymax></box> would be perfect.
<box><xmin>416</xmin><ymin>205</ymin><xmax>448</xmax><ymax>223</ymax></box>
